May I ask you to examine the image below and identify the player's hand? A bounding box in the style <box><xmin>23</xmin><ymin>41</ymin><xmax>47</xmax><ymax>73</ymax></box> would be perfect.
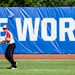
<box><xmin>0</xmin><ymin>41</ymin><xmax>1</xmax><ymax>43</ymax></box>
<box><xmin>0</xmin><ymin>40</ymin><xmax>2</xmax><ymax>43</ymax></box>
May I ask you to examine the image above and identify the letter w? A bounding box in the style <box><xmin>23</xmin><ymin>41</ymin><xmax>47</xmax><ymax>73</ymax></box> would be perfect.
<box><xmin>16</xmin><ymin>18</ymin><xmax>40</xmax><ymax>41</ymax></box>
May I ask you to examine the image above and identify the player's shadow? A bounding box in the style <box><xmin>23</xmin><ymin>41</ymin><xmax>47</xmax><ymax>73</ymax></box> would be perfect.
<box><xmin>0</xmin><ymin>67</ymin><xmax>9</xmax><ymax>69</ymax></box>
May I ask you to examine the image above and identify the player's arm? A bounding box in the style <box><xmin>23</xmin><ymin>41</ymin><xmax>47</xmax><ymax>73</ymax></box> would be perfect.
<box><xmin>1</xmin><ymin>38</ymin><xmax>10</xmax><ymax>44</ymax></box>
<box><xmin>0</xmin><ymin>40</ymin><xmax>2</xmax><ymax>43</ymax></box>
<box><xmin>1</xmin><ymin>31</ymin><xmax>11</xmax><ymax>44</ymax></box>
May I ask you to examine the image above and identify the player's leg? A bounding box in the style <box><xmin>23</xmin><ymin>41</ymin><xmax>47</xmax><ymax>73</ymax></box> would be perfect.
<box><xmin>5</xmin><ymin>45</ymin><xmax>10</xmax><ymax>62</ymax></box>
<box><xmin>8</xmin><ymin>43</ymin><xmax>17</xmax><ymax>68</ymax></box>
<box><xmin>5</xmin><ymin>44</ymin><xmax>17</xmax><ymax>69</ymax></box>
<box><xmin>5</xmin><ymin>45</ymin><xmax>12</xmax><ymax>68</ymax></box>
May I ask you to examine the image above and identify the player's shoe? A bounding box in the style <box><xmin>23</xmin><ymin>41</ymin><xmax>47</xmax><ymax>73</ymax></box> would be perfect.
<box><xmin>7</xmin><ymin>62</ymin><xmax>18</xmax><ymax>69</ymax></box>
<box><xmin>11</xmin><ymin>67</ymin><xmax>17</xmax><ymax>69</ymax></box>
<box><xmin>11</xmin><ymin>62</ymin><xmax>18</xmax><ymax>69</ymax></box>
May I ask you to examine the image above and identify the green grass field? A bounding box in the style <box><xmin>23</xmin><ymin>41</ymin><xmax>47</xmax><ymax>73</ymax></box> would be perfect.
<box><xmin>0</xmin><ymin>59</ymin><xmax>75</xmax><ymax>75</ymax></box>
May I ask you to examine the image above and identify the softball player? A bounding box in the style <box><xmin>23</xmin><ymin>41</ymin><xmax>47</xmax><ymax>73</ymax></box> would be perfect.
<box><xmin>0</xmin><ymin>25</ymin><xmax>17</xmax><ymax>69</ymax></box>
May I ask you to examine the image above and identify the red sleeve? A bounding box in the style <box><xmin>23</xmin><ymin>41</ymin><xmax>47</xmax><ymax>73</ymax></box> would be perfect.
<box><xmin>6</xmin><ymin>32</ymin><xmax>11</xmax><ymax>39</ymax></box>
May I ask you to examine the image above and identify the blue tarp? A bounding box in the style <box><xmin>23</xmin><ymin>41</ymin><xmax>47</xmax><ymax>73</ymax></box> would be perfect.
<box><xmin>0</xmin><ymin>7</ymin><xmax>75</xmax><ymax>54</ymax></box>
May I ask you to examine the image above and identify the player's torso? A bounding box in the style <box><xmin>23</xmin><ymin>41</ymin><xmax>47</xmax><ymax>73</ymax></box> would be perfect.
<box><xmin>5</xmin><ymin>31</ymin><xmax>15</xmax><ymax>44</ymax></box>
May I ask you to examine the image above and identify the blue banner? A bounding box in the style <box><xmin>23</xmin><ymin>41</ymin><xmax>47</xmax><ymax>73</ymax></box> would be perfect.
<box><xmin>0</xmin><ymin>7</ymin><xmax>75</xmax><ymax>54</ymax></box>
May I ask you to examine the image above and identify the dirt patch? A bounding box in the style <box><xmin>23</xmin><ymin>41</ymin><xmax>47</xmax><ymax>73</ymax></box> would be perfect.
<box><xmin>0</xmin><ymin>54</ymin><xmax>75</xmax><ymax>59</ymax></box>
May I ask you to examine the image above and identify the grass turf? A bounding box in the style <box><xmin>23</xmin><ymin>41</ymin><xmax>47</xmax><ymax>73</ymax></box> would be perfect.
<box><xmin>0</xmin><ymin>59</ymin><xmax>75</xmax><ymax>75</ymax></box>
